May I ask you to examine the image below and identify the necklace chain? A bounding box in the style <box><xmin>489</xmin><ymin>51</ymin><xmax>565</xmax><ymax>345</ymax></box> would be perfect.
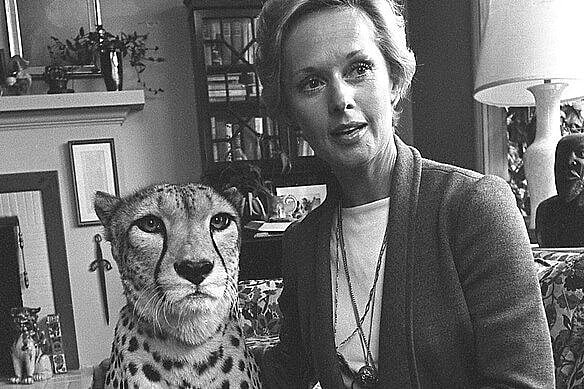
<box><xmin>334</xmin><ymin>202</ymin><xmax>389</xmax><ymax>383</ymax></box>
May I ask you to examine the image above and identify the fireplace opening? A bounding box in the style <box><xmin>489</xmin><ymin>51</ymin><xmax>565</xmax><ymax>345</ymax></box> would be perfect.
<box><xmin>0</xmin><ymin>171</ymin><xmax>79</xmax><ymax>375</ymax></box>
<box><xmin>0</xmin><ymin>216</ymin><xmax>23</xmax><ymax>378</ymax></box>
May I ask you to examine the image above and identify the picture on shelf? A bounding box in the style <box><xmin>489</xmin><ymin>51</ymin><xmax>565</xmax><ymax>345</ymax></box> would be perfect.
<box><xmin>274</xmin><ymin>184</ymin><xmax>327</xmax><ymax>220</ymax></box>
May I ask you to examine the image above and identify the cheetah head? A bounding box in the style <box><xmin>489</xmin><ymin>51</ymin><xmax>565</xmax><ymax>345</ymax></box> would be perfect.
<box><xmin>94</xmin><ymin>183</ymin><xmax>243</xmax><ymax>345</ymax></box>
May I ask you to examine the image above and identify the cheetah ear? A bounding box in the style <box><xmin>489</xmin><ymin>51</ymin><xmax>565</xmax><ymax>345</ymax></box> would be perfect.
<box><xmin>94</xmin><ymin>191</ymin><xmax>121</xmax><ymax>230</ymax></box>
<box><xmin>221</xmin><ymin>186</ymin><xmax>244</xmax><ymax>216</ymax></box>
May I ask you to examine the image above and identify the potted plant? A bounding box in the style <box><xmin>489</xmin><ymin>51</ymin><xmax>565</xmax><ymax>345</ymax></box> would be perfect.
<box><xmin>47</xmin><ymin>27</ymin><xmax>164</xmax><ymax>93</ymax></box>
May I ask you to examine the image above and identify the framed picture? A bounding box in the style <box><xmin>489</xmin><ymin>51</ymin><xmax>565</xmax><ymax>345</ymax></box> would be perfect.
<box><xmin>68</xmin><ymin>139</ymin><xmax>119</xmax><ymax>226</ymax></box>
<box><xmin>274</xmin><ymin>184</ymin><xmax>327</xmax><ymax>220</ymax></box>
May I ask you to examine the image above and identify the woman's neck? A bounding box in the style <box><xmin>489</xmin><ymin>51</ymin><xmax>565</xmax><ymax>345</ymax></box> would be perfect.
<box><xmin>332</xmin><ymin>140</ymin><xmax>396</xmax><ymax>207</ymax></box>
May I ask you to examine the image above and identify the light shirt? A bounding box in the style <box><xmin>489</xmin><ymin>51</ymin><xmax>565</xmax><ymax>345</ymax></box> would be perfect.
<box><xmin>330</xmin><ymin>197</ymin><xmax>390</xmax><ymax>388</ymax></box>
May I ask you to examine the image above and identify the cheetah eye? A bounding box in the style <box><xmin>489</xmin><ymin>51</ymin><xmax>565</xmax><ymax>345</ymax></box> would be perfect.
<box><xmin>135</xmin><ymin>215</ymin><xmax>164</xmax><ymax>233</ymax></box>
<box><xmin>210</xmin><ymin>213</ymin><xmax>232</xmax><ymax>231</ymax></box>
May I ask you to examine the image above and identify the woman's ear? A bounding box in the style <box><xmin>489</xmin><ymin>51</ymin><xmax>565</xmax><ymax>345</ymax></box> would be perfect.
<box><xmin>390</xmin><ymin>87</ymin><xmax>399</xmax><ymax>105</ymax></box>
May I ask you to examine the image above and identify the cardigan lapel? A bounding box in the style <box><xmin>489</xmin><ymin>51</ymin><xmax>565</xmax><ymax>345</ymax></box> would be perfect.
<box><xmin>302</xmin><ymin>136</ymin><xmax>422</xmax><ymax>388</ymax></box>
<box><xmin>377</xmin><ymin>136</ymin><xmax>422</xmax><ymax>388</ymax></box>
<box><xmin>308</xmin><ymin>186</ymin><xmax>345</xmax><ymax>388</ymax></box>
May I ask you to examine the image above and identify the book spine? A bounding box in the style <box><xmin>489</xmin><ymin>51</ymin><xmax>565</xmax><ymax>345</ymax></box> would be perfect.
<box><xmin>231</xmin><ymin>19</ymin><xmax>243</xmax><ymax>64</ymax></box>
<box><xmin>203</xmin><ymin>20</ymin><xmax>212</xmax><ymax>66</ymax></box>
<box><xmin>210</xmin><ymin>116</ymin><xmax>219</xmax><ymax>161</ymax></box>
<box><xmin>215</xmin><ymin>120</ymin><xmax>231</xmax><ymax>161</ymax></box>
<box><xmin>209</xmin><ymin>19</ymin><xmax>222</xmax><ymax>66</ymax></box>
<box><xmin>221</xmin><ymin>19</ymin><xmax>231</xmax><ymax>66</ymax></box>
<box><xmin>245</xmin><ymin>19</ymin><xmax>253</xmax><ymax>63</ymax></box>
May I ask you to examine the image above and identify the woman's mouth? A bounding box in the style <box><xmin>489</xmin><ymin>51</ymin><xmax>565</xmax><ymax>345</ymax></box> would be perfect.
<box><xmin>330</xmin><ymin>122</ymin><xmax>368</xmax><ymax>143</ymax></box>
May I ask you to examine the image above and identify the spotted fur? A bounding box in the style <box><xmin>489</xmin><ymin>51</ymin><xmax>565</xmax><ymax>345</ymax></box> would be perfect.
<box><xmin>94</xmin><ymin>184</ymin><xmax>260</xmax><ymax>389</ymax></box>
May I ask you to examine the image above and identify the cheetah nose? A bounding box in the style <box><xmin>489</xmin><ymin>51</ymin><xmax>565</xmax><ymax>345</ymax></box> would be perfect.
<box><xmin>174</xmin><ymin>260</ymin><xmax>214</xmax><ymax>285</ymax></box>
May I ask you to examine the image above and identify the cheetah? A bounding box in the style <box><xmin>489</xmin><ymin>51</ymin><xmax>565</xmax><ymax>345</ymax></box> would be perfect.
<box><xmin>94</xmin><ymin>184</ymin><xmax>261</xmax><ymax>388</ymax></box>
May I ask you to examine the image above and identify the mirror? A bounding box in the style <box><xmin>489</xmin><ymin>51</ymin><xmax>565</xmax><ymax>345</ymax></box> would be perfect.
<box><xmin>0</xmin><ymin>171</ymin><xmax>79</xmax><ymax>370</ymax></box>
<box><xmin>2</xmin><ymin>0</ymin><xmax>99</xmax><ymax>75</ymax></box>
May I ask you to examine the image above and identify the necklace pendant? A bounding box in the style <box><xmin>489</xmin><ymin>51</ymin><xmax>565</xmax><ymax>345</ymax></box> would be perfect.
<box><xmin>357</xmin><ymin>365</ymin><xmax>378</xmax><ymax>387</ymax></box>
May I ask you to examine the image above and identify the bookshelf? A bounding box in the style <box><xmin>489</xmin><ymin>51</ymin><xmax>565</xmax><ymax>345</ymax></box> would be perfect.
<box><xmin>184</xmin><ymin>0</ymin><xmax>330</xmax><ymax>188</ymax></box>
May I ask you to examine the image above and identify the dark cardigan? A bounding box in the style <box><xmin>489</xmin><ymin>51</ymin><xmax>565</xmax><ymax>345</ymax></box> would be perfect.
<box><xmin>260</xmin><ymin>137</ymin><xmax>554</xmax><ymax>388</ymax></box>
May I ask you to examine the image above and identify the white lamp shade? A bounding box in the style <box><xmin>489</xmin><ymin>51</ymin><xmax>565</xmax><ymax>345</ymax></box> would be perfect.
<box><xmin>474</xmin><ymin>0</ymin><xmax>584</xmax><ymax>107</ymax></box>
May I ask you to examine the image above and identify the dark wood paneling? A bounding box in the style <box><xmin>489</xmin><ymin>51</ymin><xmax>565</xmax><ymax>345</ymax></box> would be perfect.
<box><xmin>407</xmin><ymin>1</ymin><xmax>477</xmax><ymax>170</ymax></box>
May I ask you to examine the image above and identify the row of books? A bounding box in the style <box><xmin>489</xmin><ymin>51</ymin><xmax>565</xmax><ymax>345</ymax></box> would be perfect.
<box><xmin>207</xmin><ymin>73</ymin><xmax>260</xmax><ymax>102</ymax></box>
<box><xmin>210</xmin><ymin>117</ymin><xmax>280</xmax><ymax>161</ymax></box>
<box><xmin>203</xmin><ymin>18</ymin><xmax>257</xmax><ymax>66</ymax></box>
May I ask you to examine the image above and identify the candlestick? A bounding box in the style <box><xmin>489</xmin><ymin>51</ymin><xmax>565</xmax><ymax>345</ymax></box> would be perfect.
<box><xmin>94</xmin><ymin>0</ymin><xmax>102</xmax><ymax>27</ymax></box>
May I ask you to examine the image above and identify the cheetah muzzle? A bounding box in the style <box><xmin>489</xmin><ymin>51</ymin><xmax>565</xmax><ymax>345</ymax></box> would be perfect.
<box><xmin>94</xmin><ymin>184</ymin><xmax>260</xmax><ymax>388</ymax></box>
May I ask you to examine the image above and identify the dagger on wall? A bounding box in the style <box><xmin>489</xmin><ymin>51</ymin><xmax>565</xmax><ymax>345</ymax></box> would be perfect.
<box><xmin>89</xmin><ymin>233</ymin><xmax>111</xmax><ymax>325</ymax></box>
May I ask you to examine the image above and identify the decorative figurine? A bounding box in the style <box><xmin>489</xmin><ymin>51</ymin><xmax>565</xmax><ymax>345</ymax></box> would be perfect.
<box><xmin>536</xmin><ymin>133</ymin><xmax>584</xmax><ymax>247</ymax></box>
<box><xmin>4</xmin><ymin>55</ymin><xmax>32</xmax><ymax>95</ymax></box>
<box><xmin>9</xmin><ymin>307</ymin><xmax>53</xmax><ymax>384</ymax></box>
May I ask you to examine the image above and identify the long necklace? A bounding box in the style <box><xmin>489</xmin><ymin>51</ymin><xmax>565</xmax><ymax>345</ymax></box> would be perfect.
<box><xmin>333</xmin><ymin>228</ymin><xmax>379</xmax><ymax>349</ymax></box>
<box><xmin>335</xmin><ymin>202</ymin><xmax>388</xmax><ymax>387</ymax></box>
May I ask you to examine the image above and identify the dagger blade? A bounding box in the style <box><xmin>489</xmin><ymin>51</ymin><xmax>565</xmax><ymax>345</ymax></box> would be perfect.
<box><xmin>90</xmin><ymin>234</ymin><xmax>111</xmax><ymax>325</ymax></box>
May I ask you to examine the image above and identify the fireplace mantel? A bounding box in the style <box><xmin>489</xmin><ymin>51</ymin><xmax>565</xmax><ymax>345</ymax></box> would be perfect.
<box><xmin>0</xmin><ymin>90</ymin><xmax>145</xmax><ymax>130</ymax></box>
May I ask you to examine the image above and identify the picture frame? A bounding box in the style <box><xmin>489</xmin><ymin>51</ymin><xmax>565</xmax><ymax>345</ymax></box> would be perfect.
<box><xmin>3</xmin><ymin>0</ymin><xmax>101</xmax><ymax>77</ymax></box>
<box><xmin>274</xmin><ymin>184</ymin><xmax>327</xmax><ymax>220</ymax></box>
<box><xmin>68</xmin><ymin>138</ymin><xmax>119</xmax><ymax>226</ymax></box>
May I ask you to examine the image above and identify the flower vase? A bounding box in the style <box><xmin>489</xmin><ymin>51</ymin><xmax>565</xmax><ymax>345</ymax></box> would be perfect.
<box><xmin>100</xmin><ymin>46</ymin><xmax>123</xmax><ymax>91</ymax></box>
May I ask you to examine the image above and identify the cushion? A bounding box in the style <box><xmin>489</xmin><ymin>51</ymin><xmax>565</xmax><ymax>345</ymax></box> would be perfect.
<box><xmin>238</xmin><ymin>278</ymin><xmax>283</xmax><ymax>339</ymax></box>
<box><xmin>535</xmin><ymin>249</ymin><xmax>584</xmax><ymax>388</ymax></box>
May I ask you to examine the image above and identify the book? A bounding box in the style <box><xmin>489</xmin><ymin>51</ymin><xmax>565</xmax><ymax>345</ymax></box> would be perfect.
<box><xmin>242</xmin><ymin>18</ymin><xmax>250</xmax><ymax>64</ymax></box>
<box><xmin>242</xmin><ymin>118</ymin><xmax>262</xmax><ymax>160</ymax></box>
<box><xmin>231</xmin><ymin>19</ymin><xmax>244</xmax><ymax>64</ymax></box>
<box><xmin>245</xmin><ymin>18</ymin><xmax>254</xmax><ymax>63</ymax></box>
<box><xmin>209</xmin><ymin>19</ymin><xmax>222</xmax><ymax>66</ymax></box>
<box><xmin>231</xmin><ymin>125</ymin><xmax>248</xmax><ymax>161</ymax></box>
<box><xmin>210</xmin><ymin>117</ymin><xmax>219</xmax><ymax>161</ymax></box>
<box><xmin>215</xmin><ymin>120</ymin><xmax>232</xmax><ymax>161</ymax></box>
<box><xmin>221</xmin><ymin>20</ymin><xmax>232</xmax><ymax>65</ymax></box>
<box><xmin>203</xmin><ymin>20</ymin><xmax>212</xmax><ymax>66</ymax></box>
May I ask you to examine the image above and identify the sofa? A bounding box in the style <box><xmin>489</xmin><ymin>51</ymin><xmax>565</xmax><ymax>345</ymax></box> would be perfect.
<box><xmin>238</xmin><ymin>249</ymin><xmax>584</xmax><ymax>389</ymax></box>
<box><xmin>535</xmin><ymin>249</ymin><xmax>584</xmax><ymax>388</ymax></box>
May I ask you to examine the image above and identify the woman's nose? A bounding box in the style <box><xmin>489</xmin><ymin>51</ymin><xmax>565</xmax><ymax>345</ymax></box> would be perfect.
<box><xmin>328</xmin><ymin>79</ymin><xmax>355</xmax><ymax>114</ymax></box>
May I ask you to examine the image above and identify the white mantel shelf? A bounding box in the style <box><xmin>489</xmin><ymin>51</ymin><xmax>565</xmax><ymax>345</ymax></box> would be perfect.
<box><xmin>0</xmin><ymin>90</ymin><xmax>145</xmax><ymax>130</ymax></box>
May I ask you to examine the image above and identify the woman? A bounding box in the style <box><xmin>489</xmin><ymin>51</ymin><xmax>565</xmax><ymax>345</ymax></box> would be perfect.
<box><xmin>254</xmin><ymin>0</ymin><xmax>554</xmax><ymax>387</ymax></box>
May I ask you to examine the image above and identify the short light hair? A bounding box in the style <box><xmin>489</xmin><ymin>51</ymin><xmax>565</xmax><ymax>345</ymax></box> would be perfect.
<box><xmin>255</xmin><ymin>0</ymin><xmax>416</xmax><ymax>124</ymax></box>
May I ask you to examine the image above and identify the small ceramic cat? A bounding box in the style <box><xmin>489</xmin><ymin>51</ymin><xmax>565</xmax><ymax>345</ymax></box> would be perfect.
<box><xmin>9</xmin><ymin>307</ymin><xmax>53</xmax><ymax>384</ymax></box>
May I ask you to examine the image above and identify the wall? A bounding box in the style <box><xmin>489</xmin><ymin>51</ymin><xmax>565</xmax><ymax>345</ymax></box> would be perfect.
<box><xmin>0</xmin><ymin>1</ymin><xmax>202</xmax><ymax>368</ymax></box>
<box><xmin>407</xmin><ymin>1</ymin><xmax>477</xmax><ymax>171</ymax></box>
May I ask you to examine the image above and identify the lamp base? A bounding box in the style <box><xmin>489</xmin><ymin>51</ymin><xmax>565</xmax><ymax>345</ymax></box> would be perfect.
<box><xmin>523</xmin><ymin>82</ymin><xmax>567</xmax><ymax>230</ymax></box>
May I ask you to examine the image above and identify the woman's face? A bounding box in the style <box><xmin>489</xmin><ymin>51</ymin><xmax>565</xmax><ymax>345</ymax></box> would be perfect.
<box><xmin>282</xmin><ymin>7</ymin><xmax>395</xmax><ymax>169</ymax></box>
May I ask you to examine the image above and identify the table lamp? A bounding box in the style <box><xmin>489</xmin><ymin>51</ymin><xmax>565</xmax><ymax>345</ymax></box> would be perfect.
<box><xmin>473</xmin><ymin>0</ymin><xmax>584</xmax><ymax>230</ymax></box>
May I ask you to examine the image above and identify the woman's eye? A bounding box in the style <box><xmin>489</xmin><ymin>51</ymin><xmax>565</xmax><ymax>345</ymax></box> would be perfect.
<box><xmin>210</xmin><ymin>213</ymin><xmax>232</xmax><ymax>231</ymax></box>
<box><xmin>300</xmin><ymin>77</ymin><xmax>324</xmax><ymax>92</ymax></box>
<box><xmin>347</xmin><ymin>62</ymin><xmax>373</xmax><ymax>79</ymax></box>
<box><xmin>135</xmin><ymin>215</ymin><xmax>164</xmax><ymax>233</ymax></box>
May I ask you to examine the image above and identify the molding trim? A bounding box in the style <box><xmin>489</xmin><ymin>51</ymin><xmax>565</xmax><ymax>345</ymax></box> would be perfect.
<box><xmin>0</xmin><ymin>90</ymin><xmax>145</xmax><ymax>130</ymax></box>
